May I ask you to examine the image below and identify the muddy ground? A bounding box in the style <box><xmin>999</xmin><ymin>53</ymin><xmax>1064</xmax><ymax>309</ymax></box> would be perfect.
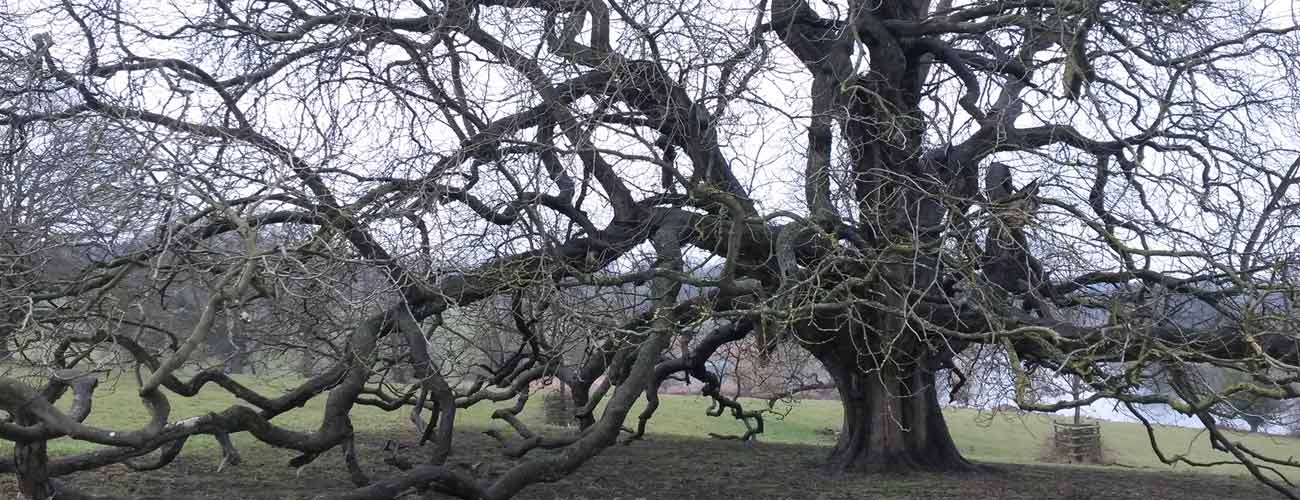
<box><xmin>1</xmin><ymin>431</ymin><xmax>1283</xmax><ymax>499</ymax></box>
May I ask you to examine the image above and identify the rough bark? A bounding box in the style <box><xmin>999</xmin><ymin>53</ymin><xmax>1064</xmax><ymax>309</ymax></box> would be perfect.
<box><xmin>13</xmin><ymin>412</ymin><xmax>51</xmax><ymax>499</ymax></box>
<box><xmin>831</xmin><ymin>363</ymin><xmax>968</xmax><ymax>472</ymax></box>
<box><xmin>810</xmin><ymin>342</ymin><xmax>971</xmax><ymax>473</ymax></box>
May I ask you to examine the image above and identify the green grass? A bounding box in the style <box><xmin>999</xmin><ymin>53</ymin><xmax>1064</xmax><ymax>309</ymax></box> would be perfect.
<box><xmin>6</xmin><ymin>372</ymin><xmax>1300</xmax><ymax>480</ymax></box>
<box><xmin>619</xmin><ymin>394</ymin><xmax>1300</xmax><ymax>479</ymax></box>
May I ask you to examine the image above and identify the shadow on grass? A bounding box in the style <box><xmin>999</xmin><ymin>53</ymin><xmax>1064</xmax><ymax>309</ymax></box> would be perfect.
<box><xmin>0</xmin><ymin>428</ymin><xmax>1287</xmax><ymax>500</ymax></box>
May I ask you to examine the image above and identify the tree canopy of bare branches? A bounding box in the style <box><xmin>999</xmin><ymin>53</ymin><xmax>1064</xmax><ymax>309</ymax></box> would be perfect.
<box><xmin>6</xmin><ymin>0</ymin><xmax>1300</xmax><ymax>498</ymax></box>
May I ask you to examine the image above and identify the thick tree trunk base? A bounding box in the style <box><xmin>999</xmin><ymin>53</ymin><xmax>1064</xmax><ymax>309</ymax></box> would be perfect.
<box><xmin>814</xmin><ymin>348</ymin><xmax>975</xmax><ymax>475</ymax></box>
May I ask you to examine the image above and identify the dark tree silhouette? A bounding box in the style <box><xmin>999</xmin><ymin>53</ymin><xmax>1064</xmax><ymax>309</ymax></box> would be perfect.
<box><xmin>4</xmin><ymin>0</ymin><xmax>1300</xmax><ymax>498</ymax></box>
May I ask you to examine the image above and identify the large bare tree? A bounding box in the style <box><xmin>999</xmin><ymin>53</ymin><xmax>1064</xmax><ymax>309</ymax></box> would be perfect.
<box><xmin>5</xmin><ymin>0</ymin><xmax>1300</xmax><ymax>498</ymax></box>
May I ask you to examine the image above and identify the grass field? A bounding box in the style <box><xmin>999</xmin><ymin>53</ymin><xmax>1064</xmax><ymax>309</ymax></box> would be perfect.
<box><xmin>2</xmin><ymin>374</ymin><xmax>1298</xmax><ymax>499</ymax></box>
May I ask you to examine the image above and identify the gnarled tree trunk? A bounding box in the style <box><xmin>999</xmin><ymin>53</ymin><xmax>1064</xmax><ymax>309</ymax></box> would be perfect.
<box><xmin>13</xmin><ymin>413</ymin><xmax>51</xmax><ymax>499</ymax></box>
<box><xmin>809</xmin><ymin>340</ymin><xmax>971</xmax><ymax>473</ymax></box>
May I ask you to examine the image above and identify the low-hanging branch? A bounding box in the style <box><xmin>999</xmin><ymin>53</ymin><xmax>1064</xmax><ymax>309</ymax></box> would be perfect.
<box><xmin>5</xmin><ymin>0</ymin><xmax>1300</xmax><ymax>498</ymax></box>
